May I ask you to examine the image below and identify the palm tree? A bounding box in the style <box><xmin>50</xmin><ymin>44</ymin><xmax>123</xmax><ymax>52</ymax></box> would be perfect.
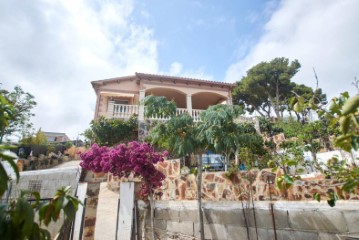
<box><xmin>149</xmin><ymin>113</ymin><xmax>206</xmax><ymax>239</ymax></box>
<box><xmin>198</xmin><ymin>105</ymin><xmax>244</xmax><ymax>171</ymax></box>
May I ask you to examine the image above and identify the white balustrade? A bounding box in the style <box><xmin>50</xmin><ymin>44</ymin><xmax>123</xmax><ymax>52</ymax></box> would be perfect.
<box><xmin>192</xmin><ymin>109</ymin><xmax>204</xmax><ymax>122</ymax></box>
<box><xmin>105</xmin><ymin>104</ymin><xmax>261</xmax><ymax>132</ymax></box>
<box><xmin>176</xmin><ymin>108</ymin><xmax>188</xmax><ymax>116</ymax></box>
<box><xmin>108</xmin><ymin>104</ymin><xmax>139</xmax><ymax>119</ymax></box>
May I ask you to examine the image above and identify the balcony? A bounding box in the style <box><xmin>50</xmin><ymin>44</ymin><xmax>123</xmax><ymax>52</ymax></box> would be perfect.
<box><xmin>106</xmin><ymin>103</ymin><xmax>205</xmax><ymax>122</ymax></box>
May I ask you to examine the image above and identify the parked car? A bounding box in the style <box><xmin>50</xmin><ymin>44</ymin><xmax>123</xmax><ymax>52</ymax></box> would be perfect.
<box><xmin>202</xmin><ymin>153</ymin><xmax>225</xmax><ymax>171</ymax></box>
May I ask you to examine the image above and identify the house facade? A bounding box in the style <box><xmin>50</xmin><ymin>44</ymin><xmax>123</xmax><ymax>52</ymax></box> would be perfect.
<box><xmin>91</xmin><ymin>72</ymin><xmax>235</xmax><ymax>122</ymax></box>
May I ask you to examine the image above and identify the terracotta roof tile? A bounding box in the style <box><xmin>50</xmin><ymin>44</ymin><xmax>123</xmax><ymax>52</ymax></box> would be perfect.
<box><xmin>135</xmin><ymin>72</ymin><xmax>234</xmax><ymax>87</ymax></box>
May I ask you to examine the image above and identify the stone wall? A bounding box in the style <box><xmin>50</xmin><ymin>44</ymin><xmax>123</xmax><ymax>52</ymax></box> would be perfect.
<box><xmin>107</xmin><ymin>159</ymin><xmax>359</xmax><ymax>201</ymax></box>
<box><xmin>139</xmin><ymin>200</ymin><xmax>359</xmax><ymax>240</ymax></box>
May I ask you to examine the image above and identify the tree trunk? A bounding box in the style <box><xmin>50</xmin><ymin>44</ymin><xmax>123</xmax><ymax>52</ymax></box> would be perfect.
<box><xmin>235</xmin><ymin>149</ymin><xmax>239</xmax><ymax>165</ymax></box>
<box><xmin>149</xmin><ymin>189</ymin><xmax>155</xmax><ymax>240</ymax></box>
<box><xmin>197</xmin><ymin>154</ymin><xmax>205</xmax><ymax>240</ymax></box>
<box><xmin>308</xmin><ymin>144</ymin><xmax>319</xmax><ymax>169</ymax></box>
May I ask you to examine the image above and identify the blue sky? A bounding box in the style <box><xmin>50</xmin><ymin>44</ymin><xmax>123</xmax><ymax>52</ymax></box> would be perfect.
<box><xmin>132</xmin><ymin>0</ymin><xmax>278</xmax><ymax>80</ymax></box>
<box><xmin>0</xmin><ymin>0</ymin><xmax>358</xmax><ymax>140</ymax></box>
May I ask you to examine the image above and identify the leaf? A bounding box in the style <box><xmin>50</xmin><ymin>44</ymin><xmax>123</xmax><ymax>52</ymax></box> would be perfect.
<box><xmin>327</xmin><ymin>198</ymin><xmax>336</xmax><ymax>207</ymax></box>
<box><xmin>14</xmin><ymin>197</ymin><xmax>34</xmax><ymax>235</ymax></box>
<box><xmin>286</xmin><ymin>160</ymin><xmax>297</xmax><ymax>166</ymax></box>
<box><xmin>63</xmin><ymin>202</ymin><xmax>76</xmax><ymax>220</ymax></box>
<box><xmin>339</xmin><ymin>116</ymin><xmax>351</xmax><ymax>134</ymax></box>
<box><xmin>342</xmin><ymin>94</ymin><xmax>359</xmax><ymax>115</ymax></box>
<box><xmin>342</xmin><ymin>180</ymin><xmax>358</xmax><ymax>193</ymax></box>
<box><xmin>293</xmin><ymin>102</ymin><xmax>302</xmax><ymax>113</ymax></box>
<box><xmin>0</xmin><ymin>164</ymin><xmax>10</xmax><ymax>196</ymax></box>
<box><xmin>282</xmin><ymin>174</ymin><xmax>294</xmax><ymax>184</ymax></box>
<box><xmin>313</xmin><ymin>192</ymin><xmax>321</xmax><ymax>202</ymax></box>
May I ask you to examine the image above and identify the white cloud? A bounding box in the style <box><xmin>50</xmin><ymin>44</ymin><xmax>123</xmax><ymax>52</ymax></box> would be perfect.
<box><xmin>0</xmin><ymin>0</ymin><xmax>158</xmax><ymax>140</ymax></box>
<box><xmin>165</xmin><ymin>62</ymin><xmax>214</xmax><ymax>80</ymax></box>
<box><xmin>225</xmin><ymin>0</ymin><xmax>359</xmax><ymax>99</ymax></box>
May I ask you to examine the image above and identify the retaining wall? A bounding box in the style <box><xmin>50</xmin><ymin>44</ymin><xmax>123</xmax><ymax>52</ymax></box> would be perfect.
<box><xmin>107</xmin><ymin>159</ymin><xmax>359</xmax><ymax>201</ymax></box>
<box><xmin>140</xmin><ymin>200</ymin><xmax>359</xmax><ymax>240</ymax></box>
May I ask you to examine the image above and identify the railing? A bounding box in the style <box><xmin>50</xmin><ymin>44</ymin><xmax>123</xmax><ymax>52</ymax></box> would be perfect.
<box><xmin>192</xmin><ymin>109</ymin><xmax>204</xmax><ymax>122</ymax></box>
<box><xmin>106</xmin><ymin>104</ymin><xmax>206</xmax><ymax>121</ymax></box>
<box><xmin>105</xmin><ymin>104</ymin><xmax>258</xmax><ymax>132</ymax></box>
<box><xmin>108</xmin><ymin>104</ymin><xmax>139</xmax><ymax>119</ymax></box>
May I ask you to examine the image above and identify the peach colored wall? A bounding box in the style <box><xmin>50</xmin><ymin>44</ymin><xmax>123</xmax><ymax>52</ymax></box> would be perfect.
<box><xmin>93</xmin><ymin>76</ymin><xmax>233</xmax><ymax>119</ymax></box>
<box><xmin>95</xmin><ymin>80</ymin><xmax>140</xmax><ymax>118</ymax></box>
<box><xmin>143</xmin><ymin>81</ymin><xmax>230</xmax><ymax>98</ymax></box>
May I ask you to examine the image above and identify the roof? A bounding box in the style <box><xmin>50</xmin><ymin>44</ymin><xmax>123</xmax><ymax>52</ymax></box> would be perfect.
<box><xmin>43</xmin><ymin>132</ymin><xmax>68</xmax><ymax>137</ymax></box>
<box><xmin>91</xmin><ymin>72</ymin><xmax>235</xmax><ymax>88</ymax></box>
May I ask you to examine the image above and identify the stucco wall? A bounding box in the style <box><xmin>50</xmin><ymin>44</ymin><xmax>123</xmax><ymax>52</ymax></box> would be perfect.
<box><xmin>139</xmin><ymin>200</ymin><xmax>359</xmax><ymax>240</ymax></box>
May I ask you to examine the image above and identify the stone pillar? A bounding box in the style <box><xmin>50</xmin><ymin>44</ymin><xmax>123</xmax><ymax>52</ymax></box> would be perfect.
<box><xmin>186</xmin><ymin>94</ymin><xmax>192</xmax><ymax>116</ymax></box>
<box><xmin>82</xmin><ymin>171</ymin><xmax>106</xmax><ymax>240</ymax></box>
<box><xmin>138</xmin><ymin>90</ymin><xmax>145</xmax><ymax>121</ymax></box>
<box><xmin>107</xmin><ymin>100</ymin><xmax>115</xmax><ymax>118</ymax></box>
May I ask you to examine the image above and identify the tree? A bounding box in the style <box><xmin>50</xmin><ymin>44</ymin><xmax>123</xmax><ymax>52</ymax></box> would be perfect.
<box><xmin>147</xmin><ymin>97</ymin><xmax>206</xmax><ymax>240</ymax></box>
<box><xmin>233</xmin><ymin>57</ymin><xmax>301</xmax><ymax>119</ymax></box>
<box><xmin>143</xmin><ymin>95</ymin><xmax>176</xmax><ymax>118</ymax></box>
<box><xmin>0</xmin><ymin>86</ymin><xmax>36</xmax><ymax>143</ymax></box>
<box><xmin>21</xmin><ymin>128</ymin><xmax>48</xmax><ymax>146</ymax></box>
<box><xmin>0</xmin><ymin>95</ymin><xmax>80</xmax><ymax>239</ymax></box>
<box><xmin>80</xmin><ymin>142</ymin><xmax>167</xmax><ymax>240</ymax></box>
<box><xmin>302</xmin><ymin>92</ymin><xmax>359</xmax><ymax>206</ymax></box>
<box><xmin>290</xmin><ymin>83</ymin><xmax>327</xmax><ymax>123</ymax></box>
<box><xmin>88</xmin><ymin>116</ymin><xmax>138</xmax><ymax>146</ymax></box>
<box><xmin>149</xmin><ymin>113</ymin><xmax>206</xmax><ymax>239</ymax></box>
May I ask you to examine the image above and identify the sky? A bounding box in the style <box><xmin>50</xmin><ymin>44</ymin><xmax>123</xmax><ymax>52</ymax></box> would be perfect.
<box><xmin>0</xmin><ymin>0</ymin><xmax>358</xmax><ymax>140</ymax></box>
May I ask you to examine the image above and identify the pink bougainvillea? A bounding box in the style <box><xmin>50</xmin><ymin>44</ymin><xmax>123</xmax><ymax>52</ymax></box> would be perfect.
<box><xmin>80</xmin><ymin>141</ymin><xmax>167</xmax><ymax>197</ymax></box>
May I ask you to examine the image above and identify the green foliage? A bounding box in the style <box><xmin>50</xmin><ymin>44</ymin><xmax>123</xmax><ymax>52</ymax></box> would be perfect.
<box><xmin>0</xmin><ymin>187</ymin><xmax>80</xmax><ymax>240</ymax></box>
<box><xmin>321</xmin><ymin>92</ymin><xmax>359</xmax><ymax>152</ymax></box>
<box><xmin>64</xmin><ymin>141</ymin><xmax>73</xmax><ymax>149</ymax></box>
<box><xmin>0</xmin><ymin>145</ymin><xmax>19</xmax><ymax>196</ymax></box>
<box><xmin>149</xmin><ymin>114</ymin><xmax>198</xmax><ymax>157</ymax></box>
<box><xmin>143</xmin><ymin>95</ymin><xmax>177</xmax><ymax>118</ymax></box>
<box><xmin>224</xmin><ymin>163</ymin><xmax>238</xmax><ymax>180</ymax></box>
<box><xmin>232</xmin><ymin>57</ymin><xmax>301</xmax><ymax>119</ymax></box>
<box><xmin>0</xmin><ymin>86</ymin><xmax>36</xmax><ymax>143</ymax></box>
<box><xmin>82</xmin><ymin>128</ymin><xmax>96</xmax><ymax>144</ymax></box>
<box><xmin>0</xmin><ymin>95</ymin><xmax>14</xmax><ymax>137</ymax></box>
<box><xmin>21</xmin><ymin>128</ymin><xmax>48</xmax><ymax>145</ymax></box>
<box><xmin>290</xmin><ymin>84</ymin><xmax>327</xmax><ymax>123</ymax></box>
<box><xmin>258</xmin><ymin>117</ymin><xmax>283</xmax><ymax>137</ymax></box>
<box><xmin>89</xmin><ymin>115</ymin><xmax>138</xmax><ymax>146</ymax></box>
<box><xmin>269</xmin><ymin>141</ymin><xmax>303</xmax><ymax>193</ymax></box>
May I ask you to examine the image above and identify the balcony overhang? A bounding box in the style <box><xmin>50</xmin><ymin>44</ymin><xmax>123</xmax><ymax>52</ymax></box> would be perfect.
<box><xmin>100</xmin><ymin>91</ymin><xmax>135</xmax><ymax>98</ymax></box>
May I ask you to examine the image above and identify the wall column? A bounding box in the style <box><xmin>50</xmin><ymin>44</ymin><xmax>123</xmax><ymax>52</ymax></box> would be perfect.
<box><xmin>227</xmin><ymin>92</ymin><xmax>233</xmax><ymax>105</ymax></box>
<box><xmin>186</xmin><ymin>94</ymin><xmax>192</xmax><ymax>116</ymax></box>
<box><xmin>107</xmin><ymin>100</ymin><xmax>115</xmax><ymax>118</ymax></box>
<box><xmin>138</xmin><ymin>90</ymin><xmax>145</xmax><ymax>121</ymax></box>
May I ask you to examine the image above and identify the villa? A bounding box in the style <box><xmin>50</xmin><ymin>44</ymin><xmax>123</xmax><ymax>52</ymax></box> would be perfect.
<box><xmin>91</xmin><ymin>72</ymin><xmax>235</xmax><ymax>122</ymax></box>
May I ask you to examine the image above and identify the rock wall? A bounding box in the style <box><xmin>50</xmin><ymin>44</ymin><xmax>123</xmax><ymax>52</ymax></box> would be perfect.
<box><xmin>107</xmin><ymin>159</ymin><xmax>359</xmax><ymax>201</ymax></box>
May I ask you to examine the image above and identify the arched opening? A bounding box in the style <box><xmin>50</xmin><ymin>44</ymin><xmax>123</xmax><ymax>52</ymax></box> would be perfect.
<box><xmin>192</xmin><ymin>92</ymin><xmax>227</xmax><ymax>110</ymax></box>
<box><xmin>145</xmin><ymin>88</ymin><xmax>186</xmax><ymax>108</ymax></box>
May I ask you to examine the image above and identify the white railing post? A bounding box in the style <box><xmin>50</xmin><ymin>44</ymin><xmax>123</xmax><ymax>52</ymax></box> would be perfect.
<box><xmin>107</xmin><ymin>101</ymin><xmax>115</xmax><ymax>118</ymax></box>
<box><xmin>139</xmin><ymin>90</ymin><xmax>145</xmax><ymax>121</ymax></box>
<box><xmin>186</xmin><ymin>94</ymin><xmax>192</xmax><ymax>116</ymax></box>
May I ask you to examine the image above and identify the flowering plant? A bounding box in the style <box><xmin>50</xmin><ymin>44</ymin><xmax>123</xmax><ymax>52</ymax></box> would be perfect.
<box><xmin>80</xmin><ymin>141</ymin><xmax>167</xmax><ymax>197</ymax></box>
